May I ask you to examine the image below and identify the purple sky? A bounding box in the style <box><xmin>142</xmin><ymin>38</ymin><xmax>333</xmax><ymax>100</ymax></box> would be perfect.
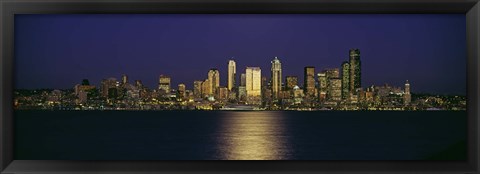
<box><xmin>14</xmin><ymin>14</ymin><xmax>466</xmax><ymax>95</ymax></box>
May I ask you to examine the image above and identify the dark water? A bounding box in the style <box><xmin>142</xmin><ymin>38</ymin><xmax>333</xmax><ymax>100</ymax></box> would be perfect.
<box><xmin>15</xmin><ymin>111</ymin><xmax>466</xmax><ymax>160</ymax></box>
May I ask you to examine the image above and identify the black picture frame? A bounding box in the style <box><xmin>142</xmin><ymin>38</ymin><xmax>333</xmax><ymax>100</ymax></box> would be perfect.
<box><xmin>1</xmin><ymin>0</ymin><xmax>479</xmax><ymax>173</ymax></box>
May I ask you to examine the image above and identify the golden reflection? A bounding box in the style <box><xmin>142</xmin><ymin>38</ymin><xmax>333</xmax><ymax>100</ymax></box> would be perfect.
<box><xmin>216</xmin><ymin>111</ymin><xmax>290</xmax><ymax>160</ymax></box>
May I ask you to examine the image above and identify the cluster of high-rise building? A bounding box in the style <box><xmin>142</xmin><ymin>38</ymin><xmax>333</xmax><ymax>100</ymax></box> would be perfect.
<box><xmin>13</xmin><ymin>49</ymin><xmax>467</xmax><ymax>111</ymax></box>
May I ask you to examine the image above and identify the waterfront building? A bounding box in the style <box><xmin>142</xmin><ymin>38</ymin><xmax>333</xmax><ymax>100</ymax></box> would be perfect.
<box><xmin>228</xmin><ymin>60</ymin><xmax>236</xmax><ymax>91</ymax></box>
<box><xmin>271</xmin><ymin>57</ymin><xmax>282</xmax><ymax>99</ymax></box>
<box><xmin>101</xmin><ymin>78</ymin><xmax>117</xmax><ymax>98</ymax></box>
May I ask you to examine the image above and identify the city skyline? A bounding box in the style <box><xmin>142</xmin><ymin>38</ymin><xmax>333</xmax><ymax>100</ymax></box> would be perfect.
<box><xmin>14</xmin><ymin>14</ymin><xmax>466</xmax><ymax>95</ymax></box>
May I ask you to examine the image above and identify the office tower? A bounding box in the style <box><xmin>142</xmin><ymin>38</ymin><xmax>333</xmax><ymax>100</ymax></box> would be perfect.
<box><xmin>158</xmin><ymin>75</ymin><xmax>171</xmax><ymax>94</ymax></box>
<box><xmin>122</xmin><ymin>74</ymin><xmax>128</xmax><ymax>84</ymax></box>
<box><xmin>341</xmin><ymin>61</ymin><xmax>350</xmax><ymax>99</ymax></box>
<box><xmin>404</xmin><ymin>80</ymin><xmax>411</xmax><ymax>105</ymax></box>
<box><xmin>228</xmin><ymin>60</ymin><xmax>236</xmax><ymax>91</ymax></box>
<box><xmin>201</xmin><ymin>79</ymin><xmax>210</xmax><ymax>98</ymax></box>
<box><xmin>246</xmin><ymin>67</ymin><xmax>262</xmax><ymax>97</ymax></box>
<box><xmin>304</xmin><ymin>66</ymin><xmax>316</xmax><ymax>96</ymax></box>
<box><xmin>193</xmin><ymin>80</ymin><xmax>203</xmax><ymax>98</ymax></box>
<box><xmin>208</xmin><ymin>69</ymin><xmax>220</xmax><ymax>95</ymax></box>
<box><xmin>286</xmin><ymin>76</ymin><xmax>298</xmax><ymax>91</ymax></box>
<box><xmin>349</xmin><ymin>49</ymin><xmax>361</xmax><ymax>93</ymax></box>
<box><xmin>317</xmin><ymin>73</ymin><xmax>327</xmax><ymax>102</ymax></box>
<box><xmin>271</xmin><ymin>57</ymin><xmax>282</xmax><ymax>99</ymax></box>
<box><xmin>240</xmin><ymin>73</ymin><xmax>246</xmax><ymax>87</ymax></box>
<box><xmin>328</xmin><ymin>78</ymin><xmax>342</xmax><ymax>101</ymax></box>
<box><xmin>178</xmin><ymin>83</ymin><xmax>186</xmax><ymax>99</ymax></box>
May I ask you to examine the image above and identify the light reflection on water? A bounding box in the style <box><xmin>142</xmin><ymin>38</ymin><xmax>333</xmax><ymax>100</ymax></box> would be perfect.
<box><xmin>214</xmin><ymin>111</ymin><xmax>292</xmax><ymax>160</ymax></box>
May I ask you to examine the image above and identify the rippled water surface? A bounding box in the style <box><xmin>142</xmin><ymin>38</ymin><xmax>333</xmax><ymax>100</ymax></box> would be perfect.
<box><xmin>15</xmin><ymin>111</ymin><xmax>466</xmax><ymax>160</ymax></box>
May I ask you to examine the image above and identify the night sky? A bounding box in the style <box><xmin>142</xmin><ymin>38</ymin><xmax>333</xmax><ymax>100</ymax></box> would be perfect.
<box><xmin>14</xmin><ymin>14</ymin><xmax>466</xmax><ymax>95</ymax></box>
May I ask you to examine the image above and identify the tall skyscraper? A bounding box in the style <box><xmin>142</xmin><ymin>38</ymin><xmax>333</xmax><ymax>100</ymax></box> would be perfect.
<box><xmin>227</xmin><ymin>60</ymin><xmax>236</xmax><ymax>91</ymax></box>
<box><xmin>158</xmin><ymin>75</ymin><xmax>171</xmax><ymax>94</ymax></box>
<box><xmin>304</xmin><ymin>66</ymin><xmax>316</xmax><ymax>96</ymax></box>
<box><xmin>404</xmin><ymin>80</ymin><xmax>411</xmax><ymax>105</ymax></box>
<box><xmin>207</xmin><ymin>69</ymin><xmax>220</xmax><ymax>95</ymax></box>
<box><xmin>240</xmin><ymin>73</ymin><xmax>246</xmax><ymax>87</ymax></box>
<box><xmin>286</xmin><ymin>76</ymin><xmax>298</xmax><ymax>91</ymax></box>
<box><xmin>349</xmin><ymin>49</ymin><xmax>361</xmax><ymax>94</ymax></box>
<box><xmin>341</xmin><ymin>61</ymin><xmax>350</xmax><ymax>99</ymax></box>
<box><xmin>271</xmin><ymin>57</ymin><xmax>282</xmax><ymax>99</ymax></box>
<box><xmin>246</xmin><ymin>67</ymin><xmax>261</xmax><ymax>97</ymax></box>
<box><xmin>201</xmin><ymin>79</ymin><xmax>210</xmax><ymax>98</ymax></box>
<box><xmin>193</xmin><ymin>80</ymin><xmax>203</xmax><ymax>98</ymax></box>
<box><xmin>317</xmin><ymin>73</ymin><xmax>327</xmax><ymax>101</ymax></box>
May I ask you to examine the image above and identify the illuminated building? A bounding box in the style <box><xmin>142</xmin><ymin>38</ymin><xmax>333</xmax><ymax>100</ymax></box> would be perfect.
<box><xmin>135</xmin><ymin>80</ymin><xmax>143</xmax><ymax>89</ymax></box>
<box><xmin>178</xmin><ymin>83</ymin><xmax>186</xmax><ymax>99</ymax></box>
<box><xmin>317</xmin><ymin>73</ymin><xmax>327</xmax><ymax>102</ymax></box>
<box><xmin>404</xmin><ymin>80</ymin><xmax>411</xmax><ymax>105</ymax></box>
<box><xmin>228</xmin><ymin>60</ymin><xmax>236</xmax><ymax>91</ymax></box>
<box><xmin>341</xmin><ymin>61</ymin><xmax>350</xmax><ymax>99</ymax></box>
<box><xmin>158</xmin><ymin>75</ymin><xmax>171</xmax><ymax>94</ymax></box>
<box><xmin>349</xmin><ymin>49</ymin><xmax>361</xmax><ymax>94</ymax></box>
<box><xmin>271</xmin><ymin>57</ymin><xmax>282</xmax><ymax>99</ymax></box>
<box><xmin>201</xmin><ymin>79</ymin><xmax>210</xmax><ymax>98</ymax></box>
<box><xmin>304</xmin><ymin>66</ymin><xmax>316</xmax><ymax>97</ymax></box>
<box><xmin>208</xmin><ymin>69</ymin><xmax>220</xmax><ymax>95</ymax></box>
<box><xmin>286</xmin><ymin>76</ymin><xmax>298</xmax><ymax>91</ymax></box>
<box><xmin>325</xmin><ymin>68</ymin><xmax>340</xmax><ymax>79</ymax></box>
<box><xmin>193</xmin><ymin>80</ymin><xmax>203</xmax><ymax>98</ymax></box>
<box><xmin>217</xmin><ymin>86</ymin><xmax>229</xmax><ymax>100</ymax></box>
<box><xmin>246</xmin><ymin>67</ymin><xmax>262</xmax><ymax>97</ymax></box>
<box><xmin>101</xmin><ymin>78</ymin><xmax>117</xmax><ymax>97</ymax></box>
<box><xmin>328</xmin><ymin>78</ymin><xmax>342</xmax><ymax>101</ymax></box>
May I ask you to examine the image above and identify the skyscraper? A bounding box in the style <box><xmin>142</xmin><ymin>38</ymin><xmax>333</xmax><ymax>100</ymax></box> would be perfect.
<box><xmin>341</xmin><ymin>61</ymin><xmax>350</xmax><ymax>99</ymax></box>
<box><xmin>207</xmin><ymin>69</ymin><xmax>220</xmax><ymax>95</ymax></box>
<box><xmin>246</xmin><ymin>67</ymin><xmax>261</xmax><ymax>97</ymax></box>
<box><xmin>317</xmin><ymin>73</ymin><xmax>327</xmax><ymax>101</ymax></box>
<box><xmin>201</xmin><ymin>79</ymin><xmax>210</xmax><ymax>98</ymax></box>
<box><xmin>178</xmin><ymin>83</ymin><xmax>186</xmax><ymax>99</ymax></box>
<box><xmin>328</xmin><ymin>78</ymin><xmax>342</xmax><ymax>101</ymax></box>
<box><xmin>228</xmin><ymin>60</ymin><xmax>236</xmax><ymax>91</ymax></box>
<box><xmin>349</xmin><ymin>49</ymin><xmax>361</xmax><ymax>94</ymax></box>
<box><xmin>304</xmin><ymin>66</ymin><xmax>316</xmax><ymax>96</ymax></box>
<box><xmin>240</xmin><ymin>73</ymin><xmax>246</xmax><ymax>87</ymax></box>
<box><xmin>158</xmin><ymin>75</ymin><xmax>171</xmax><ymax>94</ymax></box>
<box><xmin>193</xmin><ymin>80</ymin><xmax>203</xmax><ymax>98</ymax></box>
<box><xmin>404</xmin><ymin>80</ymin><xmax>411</xmax><ymax>105</ymax></box>
<box><xmin>271</xmin><ymin>57</ymin><xmax>282</xmax><ymax>99</ymax></box>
